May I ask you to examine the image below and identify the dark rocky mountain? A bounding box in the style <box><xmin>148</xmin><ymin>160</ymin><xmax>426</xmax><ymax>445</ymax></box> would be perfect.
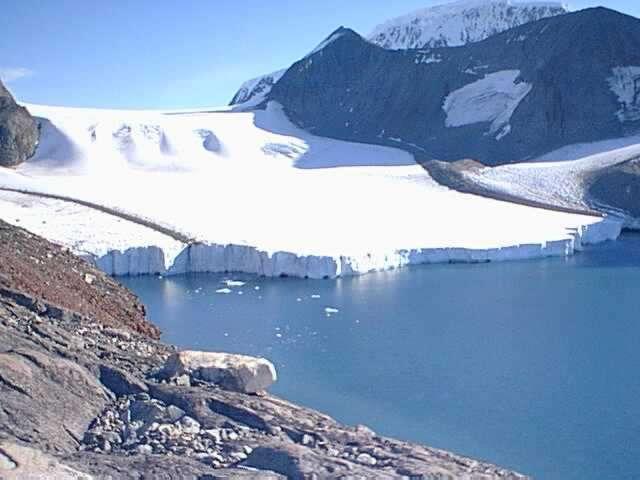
<box><xmin>0</xmin><ymin>80</ymin><xmax>38</xmax><ymax>167</ymax></box>
<box><xmin>269</xmin><ymin>8</ymin><xmax>640</xmax><ymax>165</ymax></box>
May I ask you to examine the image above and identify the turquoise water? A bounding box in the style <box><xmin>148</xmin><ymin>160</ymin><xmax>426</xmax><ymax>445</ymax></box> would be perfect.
<box><xmin>121</xmin><ymin>234</ymin><xmax>640</xmax><ymax>480</ymax></box>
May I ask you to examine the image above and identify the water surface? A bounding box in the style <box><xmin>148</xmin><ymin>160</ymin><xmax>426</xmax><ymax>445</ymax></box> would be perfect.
<box><xmin>121</xmin><ymin>234</ymin><xmax>640</xmax><ymax>480</ymax></box>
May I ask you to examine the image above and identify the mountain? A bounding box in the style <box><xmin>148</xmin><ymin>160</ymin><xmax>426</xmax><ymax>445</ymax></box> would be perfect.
<box><xmin>268</xmin><ymin>8</ymin><xmax>640</xmax><ymax>165</ymax></box>
<box><xmin>0</xmin><ymin>80</ymin><xmax>38</xmax><ymax>167</ymax></box>
<box><xmin>369</xmin><ymin>0</ymin><xmax>568</xmax><ymax>49</ymax></box>
<box><xmin>228</xmin><ymin>69</ymin><xmax>286</xmax><ymax>107</ymax></box>
<box><xmin>229</xmin><ymin>0</ymin><xmax>567</xmax><ymax>107</ymax></box>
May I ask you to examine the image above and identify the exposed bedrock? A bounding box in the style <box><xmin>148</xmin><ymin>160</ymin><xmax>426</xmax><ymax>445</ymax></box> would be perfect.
<box><xmin>0</xmin><ymin>80</ymin><xmax>38</xmax><ymax>167</ymax></box>
<box><xmin>585</xmin><ymin>157</ymin><xmax>640</xmax><ymax>228</ymax></box>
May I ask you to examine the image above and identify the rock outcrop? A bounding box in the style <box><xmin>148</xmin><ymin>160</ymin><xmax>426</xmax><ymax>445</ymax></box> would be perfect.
<box><xmin>586</xmin><ymin>157</ymin><xmax>640</xmax><ymax>227</ymax></box>
<box><xmin>0</xmin><ymin>219</ymin><xmax>529</xmax><ymax>479</ymax></box>
<box><xmin>0</xmin><ymin>80</ymin><xmax>38</xmax><ymax>167</ymax></box>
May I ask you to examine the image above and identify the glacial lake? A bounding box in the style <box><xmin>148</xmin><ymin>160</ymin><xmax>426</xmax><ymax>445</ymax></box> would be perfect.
<box><xmin>121</xmin><ymin>234</ymin><xmax>640</xmax><ymax>480</ymax></box>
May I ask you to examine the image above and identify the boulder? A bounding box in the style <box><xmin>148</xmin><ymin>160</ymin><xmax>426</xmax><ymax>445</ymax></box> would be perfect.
<box><xmin>162</xmin><ymin>351</ymin><xmax>277</xmax><ymax>394</ymax></box>
<box><xmin>0</xmin><ymin>80</ymin><xmax>38</xmax><ymax>167</ymax></box>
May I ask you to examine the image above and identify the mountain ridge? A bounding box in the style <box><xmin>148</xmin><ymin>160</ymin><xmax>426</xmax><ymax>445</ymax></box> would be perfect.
<box><xmin>228</xmin><ymin>0</ymin><xmax>567</xmax><ymax>107</ymax></box>
<box><xmin>269</xmin><ymin>7</ymin><xmax>640</xmax><ymax>164</ymax></box>
<box><xmin>369</xmin><ymin>0</ymin><xmax>568</xmax><ymax>49</ymax></box>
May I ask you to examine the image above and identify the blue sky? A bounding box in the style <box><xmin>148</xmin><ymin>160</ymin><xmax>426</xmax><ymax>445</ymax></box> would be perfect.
<box><xmin>1</xmin><ymin>0</ymin><xmax>637</xmax><ymax>109</ymax></box>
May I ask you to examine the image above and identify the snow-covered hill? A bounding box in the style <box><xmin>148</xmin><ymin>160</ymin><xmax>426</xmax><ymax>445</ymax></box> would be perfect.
<box><xmin>369</xmin><ymin>0</ymin><xmax>568</xmax><ymax>49</ymax></box>
<box><xmin>424</xmin><ymin>135</ymin><xmax>640</xmax><ymax>229</ymax></box>
<box><xmin>0</xmin><ymin>102</ymin><xmax>619</xmax><ymax>277</ymax></box>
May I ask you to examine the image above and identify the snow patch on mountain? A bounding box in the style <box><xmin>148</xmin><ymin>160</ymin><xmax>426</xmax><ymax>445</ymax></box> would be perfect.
<box><xmin>369</xmin><ymin>0</ymin><xmax>568</xmax><ymax>49</ymax></box>
<box><xmin>442</xmin><ymin>70</ymin><xmax>531</xmax><ymax>137</ymax></box>
<box><xmin>607</xmin><ymin>66</ymin><xmax>640</xmax><ymax>122</ymax></box>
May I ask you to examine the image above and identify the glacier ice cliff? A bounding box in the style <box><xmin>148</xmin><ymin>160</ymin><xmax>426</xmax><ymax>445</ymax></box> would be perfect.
<box><xmin>80</xmin><ymin>216</ymin><xmax>622</xmax><ymax>278</ymax></box>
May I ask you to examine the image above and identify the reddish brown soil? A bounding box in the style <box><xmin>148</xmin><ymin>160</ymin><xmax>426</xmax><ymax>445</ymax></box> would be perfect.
<box><xmin>0</xmin><ymin>219</ymin><xmax>160</xmax><ymax>339</ymax></box>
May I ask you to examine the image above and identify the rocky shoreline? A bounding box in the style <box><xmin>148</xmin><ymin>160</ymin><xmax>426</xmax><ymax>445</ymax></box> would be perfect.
<box><xmin>0</xmin><ymin>219</ymin><xmax>528</xmax><ymax>479</ymax></box>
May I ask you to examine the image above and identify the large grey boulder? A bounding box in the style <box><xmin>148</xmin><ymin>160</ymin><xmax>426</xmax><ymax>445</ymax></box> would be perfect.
<box><xmin>0</xmin><ymin>80</ymin><xmax>38</xmax><ymax>167</ymax></box>
<box><xmin>162</xmin><ymin>351</ymin><xmax>277</xmax><ymax>394</ymax></box>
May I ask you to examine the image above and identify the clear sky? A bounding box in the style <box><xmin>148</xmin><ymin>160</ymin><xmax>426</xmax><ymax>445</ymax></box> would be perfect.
<box><xmin>1</xmin><ymin>0</ymin><xmax>637</xmax><ymax>109</ymax></box>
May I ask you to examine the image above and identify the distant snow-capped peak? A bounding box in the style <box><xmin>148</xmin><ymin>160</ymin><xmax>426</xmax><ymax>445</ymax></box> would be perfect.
<box><xmin>369</xmin><ymin>0</ymin><xmax>569</xmax><ymax>49</ymax></box>
<box><xmin>229</xmin><ymin>69</ymin><xmax>286</xmax><ymax>107</ymax></box>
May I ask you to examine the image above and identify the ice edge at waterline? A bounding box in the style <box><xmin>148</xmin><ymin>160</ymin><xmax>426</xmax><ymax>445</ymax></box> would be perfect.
<box><xmin>85</xmin><ymin>216</ymin><xmax>623</xmax><ymax>278</ymax></box>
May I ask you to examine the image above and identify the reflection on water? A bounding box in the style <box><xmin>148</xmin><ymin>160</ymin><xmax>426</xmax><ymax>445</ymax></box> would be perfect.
<box><xmin>121</xmin><ymin>234</ymin><xmax>640</xmax><ymax>480</ymax></box>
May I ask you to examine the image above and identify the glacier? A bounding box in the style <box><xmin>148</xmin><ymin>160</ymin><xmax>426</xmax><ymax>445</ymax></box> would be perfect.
<box><xmin>0</xmin><ymin>101</ymin><xmax>623</xmax><ymax>278</ymax></box>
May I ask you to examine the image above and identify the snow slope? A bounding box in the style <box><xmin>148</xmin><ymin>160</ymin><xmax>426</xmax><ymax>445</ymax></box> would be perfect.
<box><xmin>0</xmin><ymin>101</ymin><xmax>621</xmax><ymax>278</ymax></box>
<box><xmin>452</xmin><ymin>136</ymin><xmax>640</xmax><ymax>226</ymax></box>
<box><xmin>369</xmin><ymin>0</ymin><xmax>568</xmax><ymax>49</ymax></box>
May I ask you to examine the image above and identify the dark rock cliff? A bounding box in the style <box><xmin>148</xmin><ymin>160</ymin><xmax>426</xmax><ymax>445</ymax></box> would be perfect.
<box><xmin>0</xmin><ymin>80</ymin><xmax>38</xmax><ymax>167</ymax></box>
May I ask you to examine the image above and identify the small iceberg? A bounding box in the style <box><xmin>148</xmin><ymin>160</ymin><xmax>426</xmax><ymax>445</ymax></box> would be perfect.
<box><xmin>325</xmin><ymin>307</ymin><xmax>339</xmax><ymax>314</ymax></box>
<box><xmin>224</xmin><ymin>280</ymin><xmax>246</xmax><ymax>287</ymax></box>
<box><xmin>216</xmin><ymin>288</ymin><xmax>232</xmax><ymax>294</ymax></box>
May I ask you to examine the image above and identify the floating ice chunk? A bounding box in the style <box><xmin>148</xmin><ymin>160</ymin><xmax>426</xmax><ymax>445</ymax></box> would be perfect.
<box><xmin>296</xmin><ymin>298</ymin><xmax>302</xmax><ymax>302</ymax></box>
<box><xmin>224</xmin><ymin>280</ymin><xmax>246</xmax><ymax>287</ymax></box>
<box><xmin>276</xmin><ymin>333</ymin><xmax>283</xmax><ymax>338</ymax></box>
<box><xmin>325</xmin><ymin>307</ymin><xmax>339</xmax><ymax>314</ymax></box>
<box><xmin>216</xmin><ymin>288</ymin><xmax>232</xmax><ymax>294</ymax></box>
<box><xmin>254</xmin><ymin>286</ymin><xmax>261</xmax><ymax>291</ymax></box>
<box><xmin>311</xmin><ymin>294</ymin><xmax>321</xmax><ymax>299</ymax></box>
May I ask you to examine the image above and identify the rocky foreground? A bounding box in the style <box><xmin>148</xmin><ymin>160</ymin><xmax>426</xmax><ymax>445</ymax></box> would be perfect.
<box><xmin>0</xmin><ymin>219</ymin><xmax>528</xmax><ymax>479</ymax></box>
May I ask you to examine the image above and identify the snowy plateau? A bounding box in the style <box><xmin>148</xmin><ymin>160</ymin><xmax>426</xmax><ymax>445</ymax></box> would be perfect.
<box><xmin>0</xmin><ymin>101</ymin><xmax>622</xmax><ymax>278</ymax></box>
